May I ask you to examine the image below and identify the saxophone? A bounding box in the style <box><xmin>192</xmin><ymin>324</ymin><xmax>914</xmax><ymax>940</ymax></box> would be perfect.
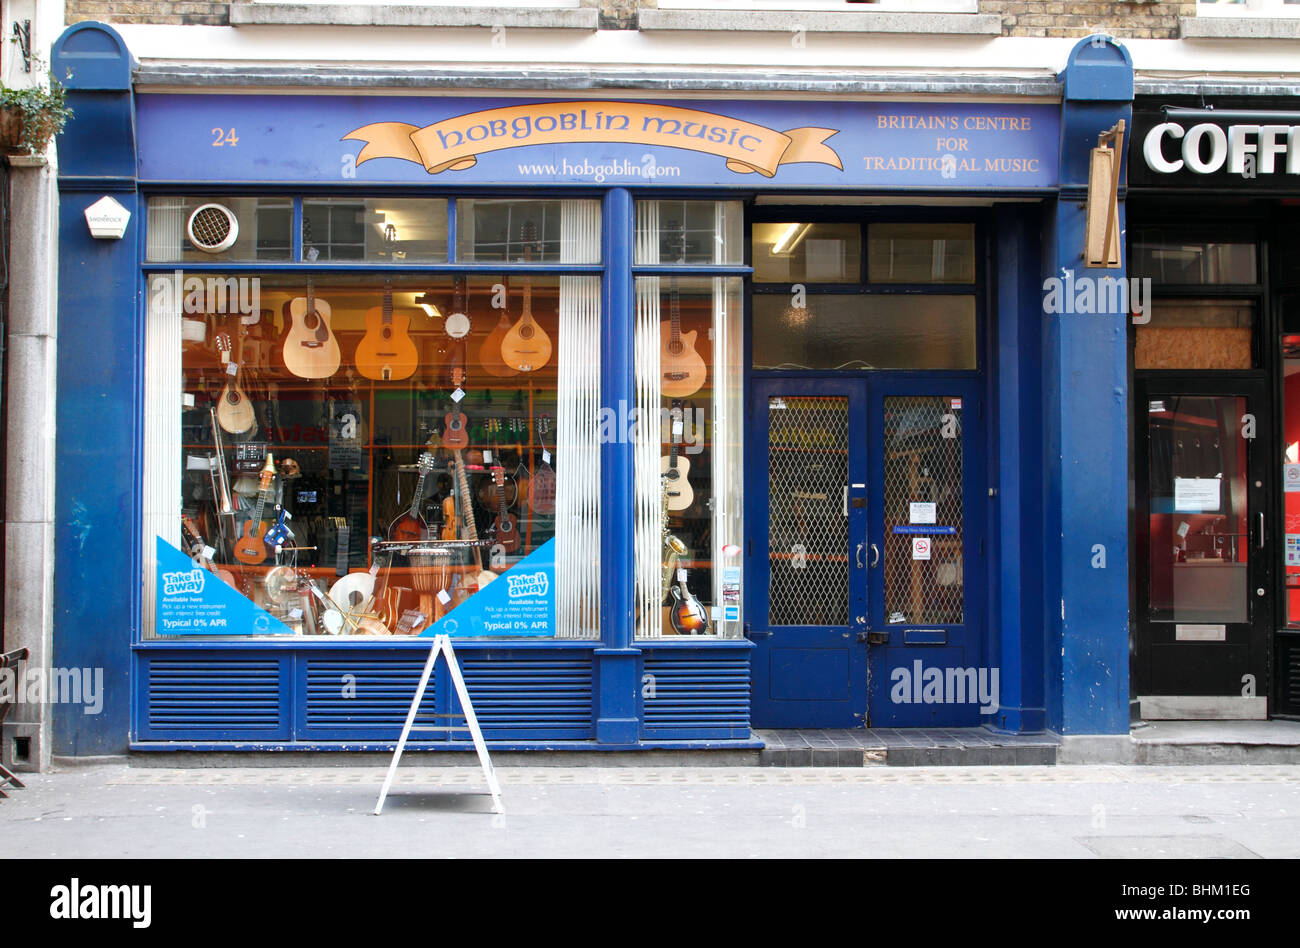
<box><xmin>661</xmin><ymin>474</ymin><xmax>687</xmax><ymax>604</ymax></box>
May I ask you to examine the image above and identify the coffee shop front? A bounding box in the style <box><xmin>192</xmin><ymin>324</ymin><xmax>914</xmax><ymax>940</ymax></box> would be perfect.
<box><xmin>48</xmin><ymin>24</ymin><xmax>1134</xmax><ymax>756</ymax></box>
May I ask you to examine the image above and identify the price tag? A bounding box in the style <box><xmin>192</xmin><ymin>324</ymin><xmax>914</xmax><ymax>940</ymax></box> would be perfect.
<box><xmin>677</xmin><ymin>567</ymin><xmax>687</xmax><ymax>583</ymax></box>
<box><xmin>437</xmin><ymin>589</ymin><xmax>451</xmax><ymax>606</ymax></box>
<box><xmin>226</xmin><ymin>361</ymin><xmax>239</xmax><ymax>376</ymax></box>
<box><xmin>483</xmin><ymin>450</ymin><xmax>493</xmax><ymax>464</ymax></box>
<box><xmin>201</xmin><ymin>545</ymin><xmax>217</xmax><ymax>561</ymax></box>
<box><xmin>542</xmin><ymin>450</ymin><xmax>551</xmax><ymax>465</ymax></box>
<box><xmin>182</xmin><ymin>392</ymin><xmax>195</xmax><ymax>408</ymax></box>
<box><xmin>672</xmin><ymin>420</ymin><xmax>683</xmax><ymax>436</ymax></box>
<box><xmin>451</xmin><ymin>388</ymin><xmax>465</xmax><ymax>403</ymax></box>
<box><xmin>288</xmin><ymin>608</ymin><xmax>303</xmax><ymax>620</ymax></box>
<box><xmin>306</xmin><ymin>246</ymin><xmax>320</xmax><ymax>262</ymax></box>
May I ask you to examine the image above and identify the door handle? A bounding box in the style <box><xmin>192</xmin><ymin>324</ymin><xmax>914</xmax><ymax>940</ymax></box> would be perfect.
<box><xmin>856</xmin><ymin>542</ymin><xmax>865</xmax><ymax>568</ymax></box>
<box><xmin>1259</xmin><ymin>512</ymin><xmax>1265</xmax><ymax>550</ymax></box>
<box><xmin>869</xmin><ymin>543</ymin><xmax>880</xmax><ymax>568</ymax></box>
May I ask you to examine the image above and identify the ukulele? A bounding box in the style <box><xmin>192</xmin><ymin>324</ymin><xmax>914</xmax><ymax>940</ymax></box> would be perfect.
<box><xmin>499</xmin><ymin>223</ymin><xmax>553</xmax><ymax>373</ymax></box>
<box><xmin>659</xmin><ymin>221</ymin><xmax>708</xmax><ymax>398</ymax></box>
<box><xmin>282</xmin><ymin>276</ymin><xmax>341</xmax><ymax>379</ymax></box>
<box><xmin>476</xmin><ymin>420</ymin><xmax>517</xmax><ymax>508</ymax></box>
<box><xmin>491</xmin><ymin>465</ymin><xmax>520</xmax><ymax>554</ymax></box>
<box><xmin>214</xmin><ymin>330</ymin><xmax>257</xmax><ymax>435</ymax></box>
<box><xmin>660</xmin><ymin>399</ymin><xmax>694</xmax><ymax>512</ymax></box>
<box><xmin>355</xmin><ymin>277</ymin><xmax>420</xmax><ymax>381</ymax></box>
<box><xmin>530</xmin><ymin>414</ymin><xmax>557</xmax><ymax>516</ymax></box>
<box><xmin>388</xmin><ymin>451</ymin><xmax>435</xmax><ymax>541</ymax></box>
<box><xmin>232</xmin><ymin>453</ymin><xmax>277</xmax><ymax>565</ymax></box>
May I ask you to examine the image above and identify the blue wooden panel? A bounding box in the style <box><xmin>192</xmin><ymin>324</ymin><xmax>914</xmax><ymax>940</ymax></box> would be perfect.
<box><xmin>138</xmin><ymin>653</ymin><xmax>290</xmax><ymax>740</ymax></box>
<box><xmin>641</xmin><ymin>645</ymin><xmax>752</xmax><ymax>740</ymax></box>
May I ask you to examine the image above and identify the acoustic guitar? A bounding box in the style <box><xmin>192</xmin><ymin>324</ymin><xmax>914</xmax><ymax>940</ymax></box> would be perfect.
<box><xmin>232</xmin><ymin>453</ymin><xmax>277</xmax><ymax>565</ymax></box>
<box><xmin>491</xmin><ymin>465</ymin><xmax>520</xmax><ymax>554</ymax></box>
<box><xmin>356</xmin><ymin>277</ymin><xmax>419</xmax><ymax>381</ymax></box>
<box><xmin>660</xmin><ymin>399</ymin><xmax>694</xmax><ymax>512</ymax></box>
<box><xmin>282</xmin><ymin>277</ymin><xmax>341</xmax><ymax>379</ymax></box>
<box><xmin>659</xmin><ymin>221</ymin><xmax>708</xmax><ymax>398</ymax></box>
<box><xmin>499</xmin><ymin>223</ymin><xmax>553</xmax><ymax>373</ymax></box>
<box><xmin>214</xmin><ymin>330</ymin><xmax>257</xmax><ymax>435</ymax></box>
<box><xmin>478</xmin><ymin>307</ymin><xmax>520</xmax><ymax>378</ymax></box>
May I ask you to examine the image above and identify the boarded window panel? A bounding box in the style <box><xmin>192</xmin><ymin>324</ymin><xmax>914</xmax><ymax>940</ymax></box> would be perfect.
<box><xmin>1134</xmin><ymin>300</ymin><xmax>1254</xmax><ymax>370</ymax></box>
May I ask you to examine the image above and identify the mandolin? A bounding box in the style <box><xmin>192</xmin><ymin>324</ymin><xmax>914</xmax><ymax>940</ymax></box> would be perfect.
<box><xmin>659</xmin><ymin>220</ymin><xmax>708</xmax><ymax>398</ymax></box>
<box><xmin>388</xmin><ymin>451</ymin><xmax>435</xmax><ymax>541</ymax></box>
<box><xmin>282</xmin><ymin>276</ymin><xmax>341</xmax><ymax>379</ymax></box>
<box><xmin>668</xmin><ymin>578</ymin><xmax>711</xmax><ymax>635</ymax></box>
<box><xmin>356</xmin><ymin>277</ymin><xmax>420</xmax><ymax>381</ymax></box>
<box><xmin>499</xmin><ymin>223</ymin><xmax>553</xmax><ymax>373</ymax></box>
<box><xmin>214</xmin><ymin>330</ymin><xmax>257</xmax><ymax>435</ymax></box>
<box><xmin>232</xmin><ymin>453</ymin><xmax>277</xmax><ymax>565</ymax></box>
<box><xmin>530</xmin><ymin>413</ymin><xmax>557</xmax><ymax>516</ymax></box>
<box><xmin>660</xmin><ymin>399</ymin><xmax>694</xmax><ymax>511</ymax></box>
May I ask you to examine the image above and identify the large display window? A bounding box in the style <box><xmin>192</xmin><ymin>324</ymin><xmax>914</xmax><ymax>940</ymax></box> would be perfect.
<box><xmin>144</xmin><ymin>197</ymin><xmax>602</xmax><ymax>639</ymax></box>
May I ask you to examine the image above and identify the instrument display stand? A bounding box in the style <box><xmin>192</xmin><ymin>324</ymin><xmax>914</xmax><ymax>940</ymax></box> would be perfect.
<box><xmin>373</xmin><ymin>633</ymin><xmax>504</xmax><ymax>816</ymax></box>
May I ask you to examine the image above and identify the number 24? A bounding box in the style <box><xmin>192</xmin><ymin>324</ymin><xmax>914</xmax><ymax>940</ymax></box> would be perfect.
<box><xmin>211</xmin><ymin>127</ymin><xmax>239</xmax><ymax>147</ymax></box>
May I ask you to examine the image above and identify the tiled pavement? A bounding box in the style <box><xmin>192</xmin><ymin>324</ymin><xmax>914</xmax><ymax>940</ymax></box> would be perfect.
<box><xmin>756</xmin><ymin>728</ymin><xmax>1060</xmax><ymax>767</ymax></box>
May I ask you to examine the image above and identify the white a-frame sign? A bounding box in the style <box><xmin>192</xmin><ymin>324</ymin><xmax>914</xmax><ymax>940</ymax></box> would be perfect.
<box><xmin>374</xmin><ymin>634</ymin><xmax>504</xmax><ymax>815</ymax></box>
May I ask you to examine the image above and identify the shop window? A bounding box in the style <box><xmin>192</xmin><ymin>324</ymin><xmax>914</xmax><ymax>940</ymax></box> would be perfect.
<box><xmin>301</xmin><ymin>198</ymin><xmax>448</xmax><ymax>263</ymax></box>
<box><xmin>752</xmin><ymin>293</ymin><xmax>977</xmax><ymax>370</ymax></box>
<box><xmin>1130</xmin><ymin>235</ymin><xmax>1257</xmax><ymax>285</ymax></box>
<box><xmin>867</xmin><ymin>222</ymin><xmax>975</xmax><ymax>284</ymax></box>
<box><xmin>146</xmin><ymin>196</ymin><xmax>293</xmax><ymax>262</ymax></box>
<box><xmin>752</xmin><ymin>221</ymin><xmax>860</xmax><ymax>284</ymax></box>
<box><xmin>635</xmin><ymin>199</ymin><xmax>744</xmax><ymax>266</ymax></box>
<box><xmin>457</xmin><ymin>199</ymin><xmax>601</xmax><ymax>264</ymax></box>
<box><xmin>633</xmin><ymin>200</ymin><xmax>745</xmax><ymax>639</ymax></box>
<box><xmin>1134</xmin><ymin>299</ymin><xmax>1255</xmax><ymax>370</ymax></box>
<box><xmin>144</xmin><ymin>203</ymin><xmax>602</xmax><ymax>640</ymax></box>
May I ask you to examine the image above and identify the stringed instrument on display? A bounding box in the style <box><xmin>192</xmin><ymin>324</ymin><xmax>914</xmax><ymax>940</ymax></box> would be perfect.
<box><xmin>668</xmin><ymin>578</ymin><xmax>711</xmax><ymax>635</ymax></box>
<box><xmin>660</xmin><ymin>399</ymin><xmax>694</xmax><ymax>512</ymax></box>
<box><xmin>478</xmin><ymin>289</ymin><xmax>521</xmax><ymax>378</ymax></box>
<box><xmin>214</xmin><ymin>330</ymin><xmax>257</xmax><ymax>435</ymax></box>
<box><xmin>452</xmin><ymin>448</ymin><xmax>498</xmax><ymax>591</ymax></box>
<box><xmin>659</xmin><ymin>220</ymin><xmax>708</xmax><ymax>398</ymax></box>
<box><xmin>356</xmin><ymin>277</ymin><xmax>420</xmax><ymax>381</ymax></box>
<box><xmin>388</xmin><ymin>451</ymin><xmax>436</xmax><ymax>541</ymax></box>
<box><xmin>499</xmin><ymin>223</ymin><xmax>553</xmax><ymax>373</ymax></box>
<box><xmin>181</xmin><ymin>515</ymin><xmax>237</xmax><ymax>588</ymax></box>
<box><xmin>530</xmin><ymin>414</ymin><xmax>557</xmax><ymax>516</ymax></box>
<box><xmin>491</xmin><ymin>465</ymin><xmax>520</xmax><ymax>554</ymax></box>
<box><xmin>282</xmin><ymin>276</ymin><xmax>341</xmax><ymax>379</ymax></box>
<box><xmin>232</xmin><ymin>453</ymin><xmax>277</xmax><ymax>565</ymax></box>
<box><xmin>441</xmin><ymin>493</ymin><xmax>458</xmax><ymax>542</ymax></box>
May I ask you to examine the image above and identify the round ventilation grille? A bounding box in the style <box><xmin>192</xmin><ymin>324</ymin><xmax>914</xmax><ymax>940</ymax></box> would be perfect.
<box><xmin>187</xmin><ymin>203</ymin><xmax>239</xmax><ymax>254</ymax></box>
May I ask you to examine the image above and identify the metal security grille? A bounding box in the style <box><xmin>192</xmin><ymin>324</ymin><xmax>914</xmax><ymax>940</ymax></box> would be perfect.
<box><xmin>883</xmin><ymin>396</ymin><xmax>964</xmax><ymax>625</ymax></box>
<box><xmin>767</xmin><ymin>396</ymin><xmax>848</xmax><ymax>626</ymax></box>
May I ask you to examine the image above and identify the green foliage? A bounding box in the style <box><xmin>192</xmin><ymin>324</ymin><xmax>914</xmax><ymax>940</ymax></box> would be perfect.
<box><xmin>0</xmin><ymin>51</ymin><xmax>73</xmax><ymax>155</ymax></box>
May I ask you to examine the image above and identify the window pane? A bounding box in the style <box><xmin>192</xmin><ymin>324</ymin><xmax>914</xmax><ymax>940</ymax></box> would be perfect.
<box><xmin>1130</xmin><ymin>235</ymin><xmax>1257</xmax><ymax>284</ymax></box>
<box><xmin>456</xmin><ymin>199</ymin><xmax>601</xmax><ymax>263</ymax></box>
<box><xmin>146</xmin><ymin>196</ymin><xmax>292</xmax><ymax>262</ymax></box>
<box><xmin>634</xmin><ymin>200</ymin><xmax>744</xmax><ymax>265</ymax></box>
<box><xmin>752</xmin><ymin>294</ymin><xmax>976</xmax><ymax>370</ymax></box>
<box><xmin>868</xmin><ymin>222</ymin><xmax>975</xmax><ymax>284</ymax></box>
<box><xmin>145</xmin><ymin>269</ymin><xmax>600</xmax><ymax>639</ymax></box>
<box><xmin>1134</xmin><ymin>299</ymin><xmax>1254</xmax><ymax>370</ymax></box>
<box><xmin>883</xmin><ymin>396</ymin><xmax>965</xmax><ymax>625</ymax></box>
<box><xmin>302</xmin><ymin>198</ymin><xmax>448</xmax><ymax>264</ymax></box>
<box><xmin>633</xmin><ymin>276</ymin><xmax>744</xmax><ymax>638</ymax></box>
<box><xmin>1147</xmin><ymin>396</ymin><xmax>1249</xmax><ymax>625</ymax></box>
<box><xmin>752</xmin><ymin>222</ymin><xmax>860</xmax><ymax>284</ymax></box>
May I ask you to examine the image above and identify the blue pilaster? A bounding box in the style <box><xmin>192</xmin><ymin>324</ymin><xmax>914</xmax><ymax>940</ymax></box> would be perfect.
<box><xmin>1044</xmin><ymin>36</ymin><xmax>1133</xmax><ymax>734</ymax></box>
<box><xmin>594</xmin><ymin>187</ymin><xmax>639</xmax><ymax>743</ymax></box>
<box><xmin>50</xmin><ymin>23</ymin><xmax>140</xmax><ymax>755</ymax></box>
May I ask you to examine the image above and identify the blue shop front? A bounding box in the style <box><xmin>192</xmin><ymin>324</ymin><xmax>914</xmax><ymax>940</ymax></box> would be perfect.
<box><xmin>49</xmin><ymin>24</ymin><xmax>1135</xmax><ymax>755</ymax></box>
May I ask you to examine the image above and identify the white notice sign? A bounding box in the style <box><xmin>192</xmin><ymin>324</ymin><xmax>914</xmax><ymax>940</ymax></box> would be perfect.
<box><xmin>1173</xmin><ymin>477</ymin><xmax>1220</xmax><ymax>513</ymax></box>
<box><xmin>912</xmin><ymin>537</ymin><xmax>932</xmax><ymax>560</ymax></box>
<box><xmin>1286</xmin><ymin>463</ymin><xmax>1300</xmax><ymax>493</ymax></box>
<box><xmin>909</xmin><ymin>502</ymin><xmax>937</xmax><ymax>525</ymax></box>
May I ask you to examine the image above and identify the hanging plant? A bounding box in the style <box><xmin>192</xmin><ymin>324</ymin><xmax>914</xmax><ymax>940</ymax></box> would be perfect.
<box><xmin>0</xmin><ymin>54</ymin><xmax>73</xmax><ymax>157</ymax></box>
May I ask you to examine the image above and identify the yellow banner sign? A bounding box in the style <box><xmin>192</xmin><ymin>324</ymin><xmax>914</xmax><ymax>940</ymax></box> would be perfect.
<box><xmin>344</xmin><ymin>101</ymin><xmax>842</xmax><ymax>178</ymax></box>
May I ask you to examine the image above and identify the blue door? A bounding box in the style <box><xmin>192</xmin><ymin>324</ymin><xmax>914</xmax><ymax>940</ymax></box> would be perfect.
<box><xmin>748</xmin><ymin>378</ymin><xmax>870</xmax><ymax>727</ymax></box>
<box><xmin>748</xmin><ymin>376</ymin><xmax>985</xmax><ymax>728</ymax></box>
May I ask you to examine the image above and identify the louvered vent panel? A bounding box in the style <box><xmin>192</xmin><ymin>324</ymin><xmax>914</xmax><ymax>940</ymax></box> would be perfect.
<box><xmin>642</xmin><ymin>654</ymin><xmax>750</xmax><ymax>734</ymax></box>
<box><xmin>305</xmin><ymin>659</ymin><xmax>436</xmax><ymax>731</ymax></box>
<box><xmin>1281</xmin><ymin>639</ymin><xmax>1300</xmax><ymax>717</ymax></box>
<box><xmin>145</xmin><ymin>659</ymin><xmax>283</xmax><ymax>733</ymax></box>
<box><xmin>459</xmin><ymin>658</ymin><xmax>593</xmax><ymax>735</ymax></box>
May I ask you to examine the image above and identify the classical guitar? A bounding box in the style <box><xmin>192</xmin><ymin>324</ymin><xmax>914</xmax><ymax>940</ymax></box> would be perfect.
<box><xmin>232</xmin><ymin>453</ymin><xmax>277</xmax><ymax>565</ymax></box>
<box><xmin>356</xmin><ymin>277</ymin><xmax>419</xmax><ymax>381</ymax></box>
<box><xmin>529</xmin><ymin>413</ymin><xmax>557</xmax><ymax>516</ymax></box>
<box><xmin>282</xmin><ymin>276</ymin><xmax>341</xmax><ymax>379</ymax></box>
<box><xmin>499</xmin><ymin>223</ymin><xmax>553</xmax><ymax>373</ymax></box>
<box><xmin>388</xmin><ymin>451</ymin><xmax>436</xmax><ymax>541</ymax></box>
<box><xmin>491</xmin><ymin>465</ymin><xmax>520</xmax><ymax>554</ymax></box>
<box><xmin>659</xmin><ymin>221</ymin><xmax>708</xmax><ymax>398</ymax></box>
<box><xmin>214</xmin><ymin>330</ymin><xmax>257</xmax><ymax>435</ymax></box>
<box><xmin>660</xmin><ymin>399</ymin><xmax>694</xmax><ymax>512</ymax></box>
